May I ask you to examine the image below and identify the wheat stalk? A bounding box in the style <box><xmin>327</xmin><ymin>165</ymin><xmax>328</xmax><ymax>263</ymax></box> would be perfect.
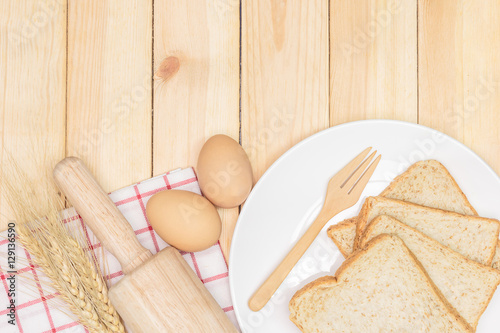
<box><xmin>2</xmin><ymin>158</ymin><xmax>125</xmax><ymax>333</ymax></box>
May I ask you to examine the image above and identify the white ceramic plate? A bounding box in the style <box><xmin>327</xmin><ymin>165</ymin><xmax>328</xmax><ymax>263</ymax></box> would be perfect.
<box><xmin>229</xmin><ymin>120</ymin><xmax>500</xmax><ymax>332</ymax></box>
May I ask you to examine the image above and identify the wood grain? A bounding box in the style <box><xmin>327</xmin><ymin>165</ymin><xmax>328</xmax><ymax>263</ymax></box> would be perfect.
<box><xmin>419</xmin><ymin>0</ymin><xmax>500</xmax><ymax>172</ymax></box>
<box><xmin>0</xmin><ymin>0</ymin><xmax>67</xmax><ymax>230</ymax></box>
<box><xmin>242</xmin><ymin>0</ymin><xmax>329</xmax><ymax>181</ymax></box>
<box><xmin>67</xmin><ymin>0</ymin><xmax>152</xmax><ymax>193</ymax></box>
<box><xmin>153</xmin><ymin>0</ymin><xmax>240</xmax><ymax>260</ymax></box>
<box><xmin>330</xmin><ymin>0</ymin><xmax>417</xmax><ymax>124</ymax></box>
<box><xmin>2</xmin><ymin>0</ymin><xmax>500</xmax><ymax>262</ymax></box>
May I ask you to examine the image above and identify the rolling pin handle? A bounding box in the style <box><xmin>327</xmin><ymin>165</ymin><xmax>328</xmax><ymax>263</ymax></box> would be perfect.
<box><xmin>53</xmin><ymin>157</ymin><xmax>152</xmax><ymax>274</ymax></box>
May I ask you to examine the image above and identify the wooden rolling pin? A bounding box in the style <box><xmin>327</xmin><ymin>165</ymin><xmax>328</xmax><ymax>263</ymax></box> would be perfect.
<box><xmin>53</xmin><ymin>157</ymin><xmax>237</xmax><ymax>333</ymax></box>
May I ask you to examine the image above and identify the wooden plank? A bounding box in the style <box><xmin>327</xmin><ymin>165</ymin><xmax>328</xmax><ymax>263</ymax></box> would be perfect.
<box><xmin>419</xmin><ymin>0</ymin><xmax>500</xmax><ymax>173</ymax></box>
<box><xmin>0</xmin><ymin>0</ymin><xmax>67</xmax><ymax>231</ymax></box>
<box><xmin>242</xmin><ymin>0</ymin><xmax>329</xmax><ymax>182</ymax></box>
<box><xmin>153</xmin><ymin>0</ymin><xmax>240</xmax><ymax>259</ymax></box>
<box><xmin>330</xmin><ymin>0</ymin><xmax>418</xmax><ymax>124</ymax></box>
<box><xmin>67</xmin><ymin>0</ymin><xmax>152</xmax><ymax>193</ymax></box>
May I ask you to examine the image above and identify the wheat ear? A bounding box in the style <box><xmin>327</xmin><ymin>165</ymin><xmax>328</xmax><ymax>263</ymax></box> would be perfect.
<box><xmin>2</xmin><ymin>158</ymin><xmax>125</xmax><ymax>333</ymax></box>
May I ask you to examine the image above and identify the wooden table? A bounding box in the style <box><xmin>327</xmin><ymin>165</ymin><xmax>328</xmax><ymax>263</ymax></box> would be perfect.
<box><xmin>1</xmin><ymin>0</ymin><xmax>499</xmax><ymax>260</ymax></box>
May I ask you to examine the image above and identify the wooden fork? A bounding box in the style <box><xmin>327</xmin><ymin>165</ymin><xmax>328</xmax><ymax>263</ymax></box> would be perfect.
<box><xmin>248</xmin><ymin>147</ymin><xmax>381</xmax><ymax>312</ymax></box>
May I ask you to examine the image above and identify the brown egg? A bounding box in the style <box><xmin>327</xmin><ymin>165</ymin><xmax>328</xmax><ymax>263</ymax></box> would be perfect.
<box><xmin>197</xmin><ymin>135</ymin><xmax>253</xmax><ymax>208</ymax></box>
<box><xmin>145</xmin><ymin>190</ymin><xmax>221</xmax><ymax>252</ymax></box>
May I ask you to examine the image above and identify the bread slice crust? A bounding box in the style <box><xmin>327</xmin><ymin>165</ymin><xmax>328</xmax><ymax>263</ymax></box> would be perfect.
<box><xmin>326</xmin><ymin>218</ymin><xmax>356</xmax><ymax>258</ymax></box>
<box><xmin>380</xmin><ymin>160</ymin><xmax>477</xmax><ymax>215</ymax></box>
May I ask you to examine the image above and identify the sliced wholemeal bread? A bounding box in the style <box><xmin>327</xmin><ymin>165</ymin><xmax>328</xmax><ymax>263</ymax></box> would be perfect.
<box><xmin>360</xmin><ymin>216</ymin><xmax>500</xmax><ymax>329</ymax></box>
<box><xmin>327</xmin><ymin>220</ymin><xmax>357</xmax><ymax>257</ymax></box>
<box><xmin>328</xmin><ymin>160</ymin><xmax>479</xmax><ymax>258</ymax></box>
<box><xmin>326</xmin><ymin>217</ymin><xmax>356</xmax><ymax>258</ymax></box>
<box><xmin>380</xmin><ymin>160</ymin><xmax>477</xmax><ymax>215</ymax></box>
<box><xmin>355</xmin><ymin>196</ymin><xmax>500</xmax><ymax>265</ymax></box>
<box><xmin>494</xmin><ymin>243</ymin><xmax>500</xmax><ymax>270</ymax></box>
<box><xmin>289</xmin><ymin>235</ymin><xmax>472</xmax><ymax>332</ymax></box>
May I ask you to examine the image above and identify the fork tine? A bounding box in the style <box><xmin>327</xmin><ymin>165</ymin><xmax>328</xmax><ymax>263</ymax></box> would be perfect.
<box><xmin>348</xmin><ymin>155</ymin><xmax>382</xmax><ymax>197</ymax></box>
<box><xmin>342</xmin><ymin>150</ymin><xmax>377</xmax><ymax>190</ymax></box>
<box><xmin>331</xmin><ymin>147</ymin><xmax>372</xmax><ymax>185</ymax></box>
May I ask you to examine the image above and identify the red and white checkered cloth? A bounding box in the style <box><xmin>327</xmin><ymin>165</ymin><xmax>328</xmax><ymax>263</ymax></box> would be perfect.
<box><xmin>0</xmin><ymin>168</ymin><xmax>240</xmax><ymax>332</ymax></box>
